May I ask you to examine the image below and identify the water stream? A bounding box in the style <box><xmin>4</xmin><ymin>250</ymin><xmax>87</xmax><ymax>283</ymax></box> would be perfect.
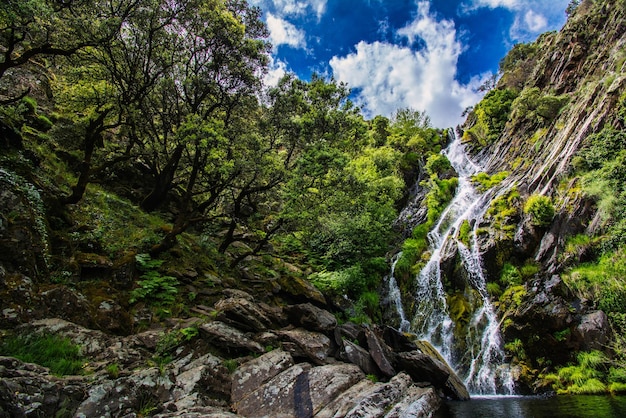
<box><xmin>386</xmin><ymin>134</ymin><xmax>514</xmax><ymax>395</ymax></box>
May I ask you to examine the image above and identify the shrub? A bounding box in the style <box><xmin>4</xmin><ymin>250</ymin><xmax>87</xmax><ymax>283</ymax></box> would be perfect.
<box><xmin>0</xmin><ymin>333</ymin><xmax>84</xmax><ymax>376</ymax></box>
<box><xmin>424</xmin><ymin>154</ymin><xmax>452</xmax><ymax>177</ymax></box>
<box><xmin>523</xmin><ymin>194</ymin><xmax>554</xmax><ymax>227</ymax></box>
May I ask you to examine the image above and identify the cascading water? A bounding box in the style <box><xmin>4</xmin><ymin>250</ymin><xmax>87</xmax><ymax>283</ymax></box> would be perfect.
<box><xmin>385</xmin><ymin>133</ymin><xmax>514</xmax><ymax>395</ymax></box>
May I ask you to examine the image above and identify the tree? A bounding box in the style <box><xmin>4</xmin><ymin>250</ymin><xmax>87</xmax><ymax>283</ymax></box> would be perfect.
<box><xmin>0</xmin><ymin>0</ymin><xmax>127</xmax><ymax>82</ymax></box>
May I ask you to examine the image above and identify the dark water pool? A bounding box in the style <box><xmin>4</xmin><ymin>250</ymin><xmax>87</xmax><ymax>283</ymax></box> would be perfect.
<box><xmin>434</xmin><ymin>395</ymin><xmax>626</xmax><ymax>418</ymax></box>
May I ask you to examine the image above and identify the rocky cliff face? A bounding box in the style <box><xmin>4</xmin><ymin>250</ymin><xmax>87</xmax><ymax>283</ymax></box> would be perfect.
<box><xmin>455</xmin><ymin>0</ymin><xmax>626</xmax><ymax>392</ymax></box>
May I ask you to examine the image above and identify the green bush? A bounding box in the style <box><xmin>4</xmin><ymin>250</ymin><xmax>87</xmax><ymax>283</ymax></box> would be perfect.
<box><xmin>523</xmin><ymin>194</ymin><xmax>555</xmax><ymax>227</ymax></box>
<box><xmin>0</xmin><ymin>333</ymin><xmax>84</xmax><ymax>376</ymax></box>
<box><xmin>424</xmin><ymin>154</ymin><xmax>452</xmax><ymax>177</ymax></box>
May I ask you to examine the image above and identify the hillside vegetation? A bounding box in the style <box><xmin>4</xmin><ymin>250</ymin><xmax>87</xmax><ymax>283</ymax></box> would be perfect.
<box><xmin>1</xmin><ymin>0</ymin><xmax>626</xmax><ymax>414</ymax></box>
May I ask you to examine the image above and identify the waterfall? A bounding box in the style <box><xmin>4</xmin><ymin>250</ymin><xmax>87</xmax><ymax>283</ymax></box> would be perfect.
<box><xmin>386</xmin><ymin>133</ymin><xmax>514</xmax><ymax>395</ymax></box>
<box><xmin>385</xmin><ymin>253</ymin><xmax>411</xmax><ymax>332</ymax></box>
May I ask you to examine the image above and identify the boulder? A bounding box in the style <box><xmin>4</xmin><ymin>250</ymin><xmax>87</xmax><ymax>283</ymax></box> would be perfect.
<box><xmin>276</xmin><ymin>328</ymin><xmax>333</xmax><ymax>365</ymax></box>
<box><xmin>215</xmin><ymin>297</ymin><xmax>274</xmax><ymax>332</ymax></box>
<box><xmin>199</xmin><ymin>321</ymin><xmax>264</xmax><ymax>355</ymax></box>
<box><xmin>337</xmin><ymin>340</ymin><xmax>380</xmax><ymax>376</ymax></box>
<box><xmin>314</xmin><ymin>380</ymin><xmax>375</xmax><ymax>418</ymax></box>
<box><xmin>384</xmin><ymin>386</ymin><xmax>442</xmax><ymax>418</ymax></box>
<box><xmin>307</xmin><ymin>363</ymin><xmax>366</xmax><ymax>415</ymax></box>
<box><xmin>232</xmin><ymin>363</ymin><xmax>312</xmax><ymax>417</ymax></box>
<box><xmin>340</xmin><ymin>372</ymin><xmax>413</xmax><ymax>417</ymax></box>
<box><xmin>231</xmin><ymin>349</ymin><xmax>294</xmax><ymax>404</ymax></box>
<box><xmin>396</xmin><ymin>351</ymin><xmax>450</xmax><ymax>387</ymax></box>
<box><xmin>334</xmin><ymin>323</ymin><xmax>363</xmax><ymax>347</ymax></box>
<box><xmin>276</xmin><ymin>274</ymin><xmax>326</xmax><ymax>305</ymax></box>
<box><xmin>233</xmin><ymin>362</ymin><xmax>365</xmax><ymax>417</ymax></box>
<box><xmin>575</xmin><ymin>310</ymin><xmax>612</xmax><ymax>352</ymax></box>
<box><xmin>364</xmin><ymin>326</ymin><xmax>396</xmax><ymax>378</ymax></box>
<box><xmin>382</xmin><ymin>326</ymin><xmax>418</xmax><ymax>352</ymax></box>
<box><xmin>170</xmin><ymin>353</ymin><xmax>232</xmax><ymax>408</ymax></box>
<box><xmin>412</xmin><ymin>340</ymin><xmax>470</xmax><ymax>401</ymax></box>
<box><xmin>285</xmin><ymin>303</ymin><xmax>337</xmax><ymax>333</ymax></box>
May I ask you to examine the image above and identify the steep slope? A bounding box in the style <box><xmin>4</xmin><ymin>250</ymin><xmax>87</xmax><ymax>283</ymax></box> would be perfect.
<box><xmin>457</xmin><ymin>0</ymin><xmax>626</xmax><ymax>393</ymax></box>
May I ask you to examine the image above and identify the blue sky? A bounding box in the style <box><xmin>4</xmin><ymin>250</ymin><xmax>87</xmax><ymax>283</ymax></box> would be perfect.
<box><xmin>250</xmin><ymin>0</ymin><xmax>571</xmax><ymax>127</ymax></box>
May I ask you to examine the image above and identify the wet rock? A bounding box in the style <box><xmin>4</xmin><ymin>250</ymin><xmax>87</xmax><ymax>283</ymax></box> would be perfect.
<box><xmin>231</xmin><ymin>349</ymin><xmax>294</xmax><ymax>404</ymax></box>
<box><xmin>575</xmin><ymin>310</ymin><xmax>612</xmax><ymax>352</ymax></box>
<box><xmin>285</xmin><ymin>303</ymin><xmax>337</xmax><ymax>333</ymax></box>
<box><xmin>412</xmin><ymin>340</ymin><xmax>470</xmax><ymax>401</ymax></box>
<box><xmin>276</xmin><ymin>328</ymin><xmax>333</xmax><ymax>365</ymax></box>
<box><xmin>199</xmin><ymin>321</ymin><xmax>264</xmax><ymax>355</ymax></box>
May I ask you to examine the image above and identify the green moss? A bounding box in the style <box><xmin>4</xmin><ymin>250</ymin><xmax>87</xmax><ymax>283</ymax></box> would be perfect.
<box><xmin>523</xmin><ymin>194</ymin><xmax>555</xmax><ymax>227</ymax></box>
<box><xmin>458</xmin><ymin>219</ymin><xmax>472</xmax><ymax>246</ymax></box>
<box><xmin>471</xmin><ymin>171</ymin><xmax>509</xmax><ymax>192</ymax></box>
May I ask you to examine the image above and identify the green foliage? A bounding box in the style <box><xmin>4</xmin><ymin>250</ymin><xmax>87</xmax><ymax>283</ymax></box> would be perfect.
<box><xmin>504</xmin><ymin>338</ymin><xmax>527</xmax><ymax>361</ymax></box>
<box><xmin>463</xmin><ymin>88</ymin><xmax>518</xmax><ymax>146</ymax></box>
<box><xmin>564</xmin><ymin>247</ymin><xmax>626</xmax><ymax>314</ymax></box>
<box><xmin>70</xmin><ymin>188</ymin><xmax>163</xmax><ymax>257</ymax></box>
<box><xmin>224</xmin><ymin>359</ymin><xmax>238</xmax><ymax>374</ymax></box>
<box><xmin>21</xmin><ymin>96</ymin><xmax>37</xmax><ymax>113</ymax></box>
<box><xmin>486</xmin><ymin>282</ymin><xmax>503</xmax><ymax>297</ymax></box>
<box><xmin>523</xmin><ymin>194</ymin><xmax>555</xmax><ymax>227</ymax></box>
<box><xmin>458</xmin><ymin>220</ymin><xmax>472</xmax><ymax>247</ymax></box>
<box><xmin>106</xmin><ymin>363</ymin><xmax>120</xmax><ymax>378</ymax></box>
<box><xmin>424</xmin><ymin>154</ymin><xmax>452</xmax><ymax>177</ymax></box>
<box><xmin>471</xmin><ymin>171</ymin><xmax>509</xmax><ymax>192</ymax></box>
<box><xmin>544</xmin><ymin>350</ymin><xmax>618</xmax><ymax>395</ymax></box>
<box><xmin>485</xmin><ymin>187</ymin><xmax>521</xmax><ymax>239</ymax></box>
<box><xmin>499</xmin><ymin>43</ymin><xmax>537</xmax><ymax>73</ymax></box>
<box><xmin>500</xmin><ymin>263</ymin><xmax>522</xmax><ymax>286</ymax></box>
<box><xmin>0</xmin><ymin>333</ymin><xmax>84</xmax><ymax>376</ymax></box>
<box><xmin>130</xmin><ymin>254</ymin><xmax>179</xmax><ymax>306</ymax></box>
<box><xmin>511</xmin><ymin>87</ymin><xmax>569</xmax><ymax>125</ymax></box>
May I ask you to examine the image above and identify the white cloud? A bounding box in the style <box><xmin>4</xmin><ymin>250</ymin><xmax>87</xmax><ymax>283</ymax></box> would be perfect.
<box><xmin>523</xmin><ymin>9</ymin><xmax>548</xmax><ymax>32</ymax></box>
<box><xmin>464</xmin><ymin>0</ymin><xmax>569</xmax><ymax>40</ymax></box>
<box><xmin>329</xmin><ymin>2</ymin><xmax>485</xmax><ymax>128</ymax></box>
<box><xmin>250</xmin><ymin>0</ymin><xmax>327</xmax><ymax>19</ymax></box>
<box><xmin>266</xmin><ymin>13</ymin><xmax>306</xmax><ymax>50</ymax></box>
<box><xmin>263</xmin><ymin>56</ymin><xmax>289</xmax><ymax>87</ymax></box>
